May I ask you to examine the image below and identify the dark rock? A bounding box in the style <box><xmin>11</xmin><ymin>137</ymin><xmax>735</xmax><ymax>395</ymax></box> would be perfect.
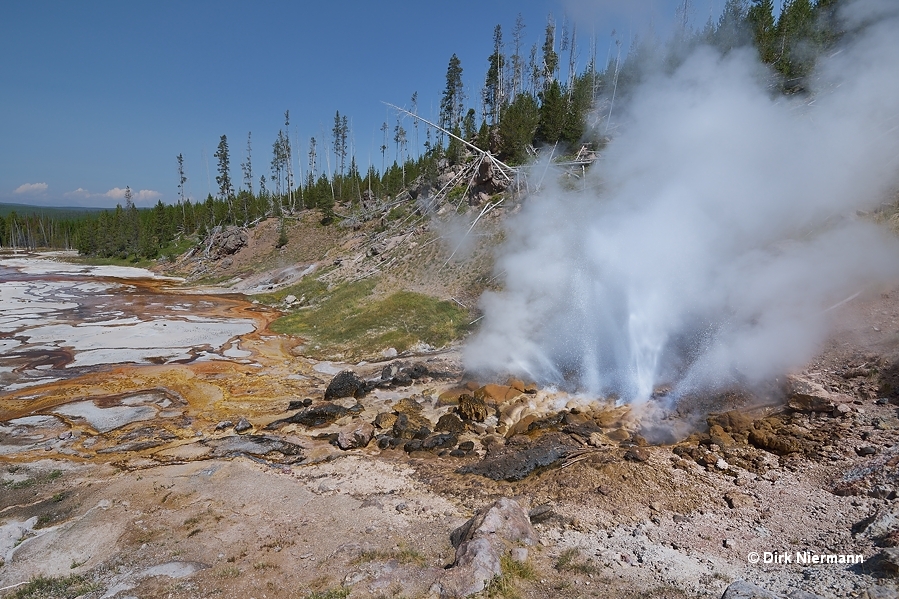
<box><xmin>234</xmin><ymin>418</ymin><xmax>252</xmax><ymax>433</ymax></box>
<box><xmin>458</xmin><ymin>433</ymin><xmax>577</xmax><ymax>481</ymax></box>
<box><xmin>435</xmin><ymin>413</ymin><xmax>466</xmax><ymax>435</ymax></box>
<box><xmin>266</xmin><ymin>403</ymin><xmax>348</xmax><ymax>429</ymax></box>
<box><xmin>449</xmin><ymin>449</ymin><xmax>466</xmax><ymax>458</ymax></box>
<box><xmin>721</xmin><ymin>580</ymin><xmax>780</xmax><ymax>599</ymax></box>
<box><xmin>392</xmin><ymin>373</ymin><xmax>413</xmax><ymax>386</ymax></box>
<box><xmin>381</xmin><ymin>362</ymin><xmax>402</xmax><ymax>380</ymax></box>
<box><xmin>287</xmin><ymin>398</ymin><xmax>313</xmax><ymax>411</ymax></box>
<box><xmin>324</xmin><ymin>370</ymin><xmax>368</xmax><ymax>400</ymax></box>
<box><xmin>457</xmin><ymin>394</ymin><xmax>489</xmax><ymax>422</ymax></box>
<box><xmin>528</xmin><ymin>504</ymin><xmax>555</xmax><ymax>523</ymax></box>
<box><xmin>857</xmin><ymin>445</ymin><xmax>878</xmax><ymax>456</ymax></box>
<box><xmin>391</xmin><ymin>404</ymin><xmax>433</xmax><ymax>440</ymax></box>
<box><xmin>406</xmin><ymin>363</ymin><xmax>428</xmax><ymax>379</ymax></box>
<box><xmin>214</xmin><ymin>420</ymin><xmax>233</xmax><ymax>431</ymax></box>
<box><xmin>404</xmin><ymin>439</ymin><xmax>423</xmax><ymax>453</ymax></box>
<box><xmin>337</xmin><ymin>421</ymin><xmax>375</xmax><ymax>450</ymax></box>
<box><xmin>874</xmin><ymin>547</ymin><xmax>899</xmax><ymax>575</ymax></box>
<box><xmin>204</xmin><ymin>435</ymin><xmax>304</xmax><ymax>463</ymax></box>
<box><xmin>624</xmin><ymin>447</ymin><xmax>650</xmax><ymax>462</ymax></box>
<box><xmin>422</xmin><ymin>433</ymin><xmax>458</xmax><ymax>451</ymax></box>
<box><xmin>458</xmin><ymin>440</ymin><xmax>476</xmax><ymax>453</ymax></box>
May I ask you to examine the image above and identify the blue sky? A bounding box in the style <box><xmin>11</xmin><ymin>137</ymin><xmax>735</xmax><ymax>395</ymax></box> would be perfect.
<box><xmin>1</xmin><ymin>0</ymin><xmax>714</xmax><ymax>208</ymax></box>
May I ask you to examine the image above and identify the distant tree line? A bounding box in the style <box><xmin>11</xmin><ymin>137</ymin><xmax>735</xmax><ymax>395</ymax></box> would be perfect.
<box><xmin>0</xmin><ymin>0</ymin><xmax>845</xmax><ymax>259</ymax></box>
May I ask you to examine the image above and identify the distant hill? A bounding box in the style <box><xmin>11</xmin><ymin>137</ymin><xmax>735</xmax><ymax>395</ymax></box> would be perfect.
<box><xmin>0</xmin><ymin>202</ymin><xmax>105</xmax><ymax>219</ymax></box>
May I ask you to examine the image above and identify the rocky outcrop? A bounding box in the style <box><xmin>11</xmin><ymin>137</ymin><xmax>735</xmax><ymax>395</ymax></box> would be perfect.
<box><xmin>337</xmin><ymin>420</ymin><xmax>374</xmax><ymax>450</ymax></box>
<box><xmin>208</xmin><ymin>226</ymin><xmax>248</xmax><ymax>258</ymax></box>
<box><xmin>456</xmin><ymin>393</ymin><xmax>488</xmax><ymax>422</ymax></box>
<box><xmin>324</xmin><ymin>371</ymin><xmax>368</xmax><ymax>400</ymax></box>
<box><xmin>266</xmin><ymin>403</ymin><xmax>349</xmax><ymax>429</ymax></box>
<box><xmin>433</xmin><ymin>498</ymin><xmax>536</xmax><ymax>598</ymax></box>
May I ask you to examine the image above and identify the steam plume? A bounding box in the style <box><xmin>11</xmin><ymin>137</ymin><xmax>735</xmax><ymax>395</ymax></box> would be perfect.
<box><xmin>464</xmin><ymin>0</ymin><xmax>899</xmax><ymax>402</ymax></box>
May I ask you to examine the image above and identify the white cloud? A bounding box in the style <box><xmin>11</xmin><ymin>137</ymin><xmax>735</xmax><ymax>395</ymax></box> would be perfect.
<box><xmin>64</xmin><ymin>188</ymin><xmax>92</xmax><ymax>199</ymax></box>
<box><xmin>103</xmin><ymin>187</ymin><xmax>161</xmax><ymax>202</ymax></box>
<box><xmin>13</xmin><ymin>182</ymin><xmax>48</xmax><ymax>194</ymax></box>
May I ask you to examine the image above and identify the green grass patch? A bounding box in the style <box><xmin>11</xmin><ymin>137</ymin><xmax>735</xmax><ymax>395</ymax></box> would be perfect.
<box><xmin>486</xmin><ymin>554</ymin><xmax>537</xmax><ymax>599</ymax></box>
<box><xmin>354</xmin><ymin>543</ymin><xmax>426</xmax><ymax>567</ymax></box>
<box><xmin>254</xmin><ymin>275</ymin><xmax>329</xmax><ymax>306</ymax></box>
<box><xmin>2</xmin><ymin>478</ymin><xmax>35</xmax><ymax>490</ymax></box>
<box><xmin>304</xmin><ymin>588</ymin><xmax>350</xmax><ymax>599</ymax></box>
<box><xmin>6</xmin><ymin>574</ymin><xmax>100</xmax><ymax>598</ymax></box>
<box><xmin>268</xmin><ymin>279</ymin><xmax>470</xmax><ymax>359</ymax></box>
<box><xmin>554</xmin><ymin>547</ymin><xmax>599</xmax><ymax>574</ymax></box>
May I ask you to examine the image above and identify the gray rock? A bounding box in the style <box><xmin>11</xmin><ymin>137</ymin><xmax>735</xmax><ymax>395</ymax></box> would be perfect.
<box><xmin>786</xmin><ymin>375</ymin><xmax>835</xmax><ymax>412</ymax></box>
<box><xmin>857</xmin><ymin>504</ymin><xmax>899</xmax><ymax>541</ymax></box>
<box><xmin>721</xmin><ymin>580</ymin><xmax>781</xmax><ymax>599</ymax></box>
<box><xmin>214</xmin><ymin>420</ymin><xmax>233</xmax><ymax>431</ymax></box>
<box><xmin>234</xmin><ymin>418</ymin><xmax>252</xmax><ymax>433</ymax></box>
<box><xmin>435</xmin><ymin>498</ymin><xmax>536</xmax><ymax>598</ymax></box>
<box><xmin>337</xmin><ymin>421</ymin><xmax>374</xmax><ymax>450</ymax></box>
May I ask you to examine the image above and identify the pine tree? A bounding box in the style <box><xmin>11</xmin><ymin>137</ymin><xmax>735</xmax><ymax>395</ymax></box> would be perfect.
<box><xmin>511</xmin><ymin>14</ymin><xmax>526</xmax><ymax>98</ymax></box>
<box><xmin>176</xmin><ymin>153</ymin><xmax>187</xmax><ymax>205</ymax></box>
<box><xmin>747</xmin><ymin>0</ymin><xmax>777</xmax><ymax>64</ymax></box>
<box><xmin>214</xmin><ymin>135</ymin><xmax>234</xmax><ymax>202</ymax></box>
<box><xmin>499</xmin><ymin>93</ymin><xmax>539</xmax><ymax>164</ymax></box>
<box><xmin>484</xmin><ymin>25</ymin><xmax>505</xmax><ymax>125</ymax></box>
<box><xmin>541</xmin><ymin>15</ymin><xmax>559</xmax><ymax>90</ymax></box>
<box><xmin>440</xmin><ymin>54</ymin><xmax>465</xmax><ymax>132</ymax></box>
<box><xmin>775</xmin><ymin>0</ymin><xmax>816</xmax><ymax>84</ymax></box>
<box><xmin>240</xmin><ymin>132</ymin><xmax>254</xmax><ymax>195</ymax></box>
<box><xmin>714</xmin><ymin>0</ymin><xmax>750</xmax><ymax>53</ymax></box>
<box><xmin>537</xmin><ymin>80</ymin><xmax>565</xmax><ymax>144</ymax></box>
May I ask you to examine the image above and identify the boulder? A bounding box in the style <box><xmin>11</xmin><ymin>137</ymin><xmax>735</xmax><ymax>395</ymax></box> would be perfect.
<box><xmin>234</xmin><ymin>418</ymin><xmax>252</xmax><ymax>433</ymax></box>
<box><xmin>434</xmin><ymin>498</ymin><xmax>536</xmax><ymax>598</ymax></box>
<box><xmin>337</xmin><ymin>421</ymin><xmax>375</xmax><ymax>450</ymax></box>
<box><xmin>458</xmin><ymin>433</ymin><xmax>577</xmax><ymax>481</ymax></box>
<box><xmin>266</xmin><ymin>403</ymin><xmax>349</xmax><ymax>429</ymax></box>
<box><xmin>435</xmin><ymin>412</ymin><xmax>466</xmax><ymax>435</ymax></box>
<box><xmin>785</xmin><ymin>375</ymin><xmax>835</xmax><ymax>412</ymax></box>
<box><xmin>210</xmin><ymin>226</ymin><xmax>248</xmax><ymax>257</ymax></box>
<box><xmin>721</xmin><ymin>580</ymin><xmax>780</xmax><ymax>599</ymax></box>
<box><xmin>324</xmin><ymin>370</ymin><xmax>368</xmax><ymax>400</ymax></box>
<box><xmin>457</xmin><ymin>393</ymin><xmax>489</xmax><ymax>422</ymax></box>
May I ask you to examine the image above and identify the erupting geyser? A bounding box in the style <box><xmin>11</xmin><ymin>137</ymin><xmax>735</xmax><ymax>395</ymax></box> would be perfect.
<box><xmin>465</xmin><ymin>0</ymin><xmax>899</xmax><ymax>402</ymax></box>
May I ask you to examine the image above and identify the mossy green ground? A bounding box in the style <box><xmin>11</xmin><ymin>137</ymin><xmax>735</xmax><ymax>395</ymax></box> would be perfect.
<box><xmin>264</xmin><ymin>279</ymin><xmax>470</xmax><ymax>359</ymax></box>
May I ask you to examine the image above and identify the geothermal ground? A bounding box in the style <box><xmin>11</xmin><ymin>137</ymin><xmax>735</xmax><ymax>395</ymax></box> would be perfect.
<box><xmin>1</xmin><ymin>217</ymin><xmax>899</xmax><ymax>599</ymax></box>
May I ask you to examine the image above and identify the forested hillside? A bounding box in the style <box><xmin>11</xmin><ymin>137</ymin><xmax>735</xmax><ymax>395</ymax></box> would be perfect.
<box><xmin>0</xmin><ymin>0</ymin><xmax>844</xmax><ymax>259</ymax></box>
